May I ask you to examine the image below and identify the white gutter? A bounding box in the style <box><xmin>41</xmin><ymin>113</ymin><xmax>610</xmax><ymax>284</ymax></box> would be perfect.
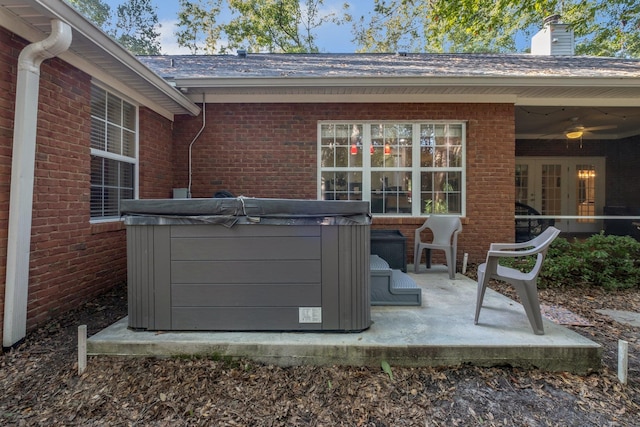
<box><xmin>3</xmin><ymin>19</ymin><xmax>72</xmax><ymax>348</ymax></box>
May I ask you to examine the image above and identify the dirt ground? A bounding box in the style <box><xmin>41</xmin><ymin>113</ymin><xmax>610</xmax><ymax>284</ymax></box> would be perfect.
<box><xmin>1</xmin><ymin>275</ymin><xmax>639</xmax><ymax>426</ymax></box>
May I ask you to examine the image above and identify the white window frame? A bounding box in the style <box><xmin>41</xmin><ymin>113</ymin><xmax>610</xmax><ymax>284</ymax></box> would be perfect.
<box><xmin>317</xmin><ymin>121</ymin><xmax>466</xmax><ymax>217</ymax></box>
<box><xmin>89</xmin><ymin>82</ymin><xmax>139</xmax><ymax>223</ymax></box>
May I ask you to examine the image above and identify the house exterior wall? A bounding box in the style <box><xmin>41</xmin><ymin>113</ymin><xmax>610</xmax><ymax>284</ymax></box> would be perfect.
<box><xmin>0</xmin><ymin>27</ymin><xmax>175</xmax><ymax>344</ymax></box>
<box><xmin>172</xmin><ymin>102</ymin><xmax>516</xmax><ymax>265</ymax></box>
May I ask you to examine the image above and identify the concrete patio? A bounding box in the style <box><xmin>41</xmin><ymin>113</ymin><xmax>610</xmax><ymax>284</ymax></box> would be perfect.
<box><xmin>87</xmin><ymin>265</ymin><xmax>602</xmax><ymax>374</ymax></box>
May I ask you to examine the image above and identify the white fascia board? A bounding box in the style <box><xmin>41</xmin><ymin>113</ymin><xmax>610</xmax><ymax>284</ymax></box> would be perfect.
<box><xmin>517</xmin><ymin>98</ymin><xmax>640</xmax><ymax>107</ymax></box>
<box><xmin>174</xmin><ymin>76</ymin><xmax>640</xmax><ymax>90</ymax></box>
<box><xmin>194</xmin><ymin>93</ymin><xmax>518</xmax><ymax>104</ymax></box>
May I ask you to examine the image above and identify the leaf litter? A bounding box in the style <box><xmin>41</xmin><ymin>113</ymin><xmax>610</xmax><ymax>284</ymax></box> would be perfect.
<box><xmin>1</xmin><ymin>279</ymin><xmax>639</xmax><ymax>426</ymax></box>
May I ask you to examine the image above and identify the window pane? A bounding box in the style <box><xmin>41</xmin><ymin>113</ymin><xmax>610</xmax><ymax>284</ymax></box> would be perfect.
<box><xmin>122</xmin><ymin>101</ymin><xmax>136</xmax><ymax>131</ymax></box>
<box><xmin>434</xmin><ymin>147</ymin><xmax>448</xmax><ymax>167</ymax></box>
<box><xmin>90</xmin><ymin>85</ymin><xmax>106</xmax><ymax>117</ymax></box>
<box><xmin>371</xmin><ymin>171</ymin><xmax>412</xmax><ymax>214</ymax></box>
<box><xmin>420</xmin><ymin>171</ymin><xmax>461</xmax><ymax>214</ymax></box>
<box><xmin>90</xmin><ymin>186</ymin><xmax>103</xmax><ymax>217</ymax></box>
<box><xmin>107</xmin><ymin>93</ymin><xmax>122</xmax><ymax>125</ymax></box>
<box><xmin>103</xmin><ymin>187</ymin><xmax>119</xmax><ymax>217</ymax></box>
<box><xmin>320</xmin><ymin>146</ymin><xmax>335</xmax><ymax>168</ymax></box>
<box><xmin>334</xmin><ymin>146</ymin><xmax>349</xmax><ymax>167</ymax></box>
<box><xmin>321</xmin><ymin>172</ymin><xmax>362</xmax><ymax>201</ymax></box>
<box><xmin>123</xmin><ymin>130</ymin><xmax>135</xmax><ymax>157</ymax></box>
<box><xmin>90</xmin><ymin>117</ymin><xmax>106</xmax><ymax>150</ymax></box>
<box><xmin>90</xmin><ymin>156</ymin><xmax>103</xmax><ymax>184</ymax></box>
<box><xmin>121</xmin><ymin>162</ymin><xmax>135</xmax><ymax>189</ymax></box>
<box><xmin>107</xmin><ymin>124</ymin><xmax>121</xmax><ymax>155</ymax></box>
<box><xmin>449</xmin><ymin>145</ymin><xmax>463</xmax><ymax>167</ymax></box>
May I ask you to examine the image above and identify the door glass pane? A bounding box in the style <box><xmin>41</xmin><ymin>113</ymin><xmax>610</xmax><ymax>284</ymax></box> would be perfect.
<box><xmin>515</xmin><ymin>164</ymin><xmax>529</xmax><ymax>204</ymax></box>
<box><xmin>576</xmin><ymin>164</ymin><xmax>596</xmax><ymax>223</ymax></box>
<box><xmin>541</xmin><ymin>164</ymin><xmax>562</xmax><ymax>215</ymax></box>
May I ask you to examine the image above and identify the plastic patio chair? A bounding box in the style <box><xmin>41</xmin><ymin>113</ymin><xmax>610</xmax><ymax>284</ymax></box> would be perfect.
<box><xmin>474</xmin><ymin>226</ymin><xmax>561</xmax><ymax>335</ymax></box>
<box><xmin>413</xmin><ymin>215</ymin><xmax>462</xmax><ymax>279</ymax></box>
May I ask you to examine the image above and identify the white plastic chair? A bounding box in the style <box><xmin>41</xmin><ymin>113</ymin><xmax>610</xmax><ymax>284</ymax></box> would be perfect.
<box><xmin>413</xmin><ymin>215</ymin><xmax>462</xmax><ymax>279</ymax></box>
<box><xmin>474</xmin><ymin>226</ymin><xmax>561</xmax><ymax>335</ymax></box>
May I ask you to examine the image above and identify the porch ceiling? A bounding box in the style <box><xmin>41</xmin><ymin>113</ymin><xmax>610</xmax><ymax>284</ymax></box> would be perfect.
<box><xmin>516</xmin><ymin>105</ymin><xmax>640</xmax><ymax>140</ymax></box>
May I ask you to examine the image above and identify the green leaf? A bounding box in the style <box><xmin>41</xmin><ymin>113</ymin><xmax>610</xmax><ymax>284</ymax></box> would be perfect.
<box><xmin>381</xmin><ymin>360</ymin><xmax>393</xmax><ymax>380</ymax></box>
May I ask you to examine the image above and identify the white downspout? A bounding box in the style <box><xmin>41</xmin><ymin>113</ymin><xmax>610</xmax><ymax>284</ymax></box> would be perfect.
<box><xmin>187</xmin><ymin>94</ymin><xmax>206</xmax><ymax>198</ymax></box>
<box><xmin>3</xmin><ymin>19</ymin><xmax>72</xmax><ymax>348</ymax></box>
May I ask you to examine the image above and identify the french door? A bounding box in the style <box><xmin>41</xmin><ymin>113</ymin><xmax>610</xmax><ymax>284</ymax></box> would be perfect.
<box><xmin>515</xmin><ymin>157</ymin><xmax>605</xmax><ymax>233</ymax></box>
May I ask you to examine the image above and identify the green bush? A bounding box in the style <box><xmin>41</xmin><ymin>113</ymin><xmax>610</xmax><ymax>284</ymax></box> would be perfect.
<box><xmin>499</xmin><ymin>232</ymin><xmax>640</xmax><ymax>290</ymax></box>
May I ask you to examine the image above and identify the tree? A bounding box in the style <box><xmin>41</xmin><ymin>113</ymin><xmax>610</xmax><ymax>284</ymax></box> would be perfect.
<box><xmin>175</xmin><ymin>0</ymin><xmax>345</xmax><ymax>53</ymax></box>
<box><xmin>112</xmin><ymin>0</ymin><xmax>162</xmax><ymax>55</ymax></box>
<box><xmin>67</xmin><ymin>0</ymin><xmax>162</xmax><ymax>55</ymax></box>
<box><xmin>349</xmin><ymin>0</ymin><xmax>640</xmax><ymax>58</ymax></box>
<box><xmin>175</xmin><ymin>0</ymin><xmax>223</xmax><ymax>54</ymax></box>
<box><xmin>67</xmin><ymin>0</ymin><xmax>111</xmax><ymax>27</ymax></box>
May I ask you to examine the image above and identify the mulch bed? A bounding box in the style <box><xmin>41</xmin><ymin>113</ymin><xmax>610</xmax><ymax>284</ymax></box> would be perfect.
<box><xmin>1</xmin><ymin>276</ymin><xmax>639</xmax><ymax>426</ymax></box>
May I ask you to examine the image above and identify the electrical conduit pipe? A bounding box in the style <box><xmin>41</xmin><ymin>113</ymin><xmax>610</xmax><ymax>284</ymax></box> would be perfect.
<box><xmin>3</xmin><ymin>19</ymin><xmax>72</xmax><ymax>348</ymax></box>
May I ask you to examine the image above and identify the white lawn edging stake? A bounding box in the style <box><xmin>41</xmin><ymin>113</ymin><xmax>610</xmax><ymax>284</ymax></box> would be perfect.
<box><xmin>78</xmin><ymin>325</ymin><xmax>87</xmax><ymax>375</ymax></box>
<box><xmin>462</xmin><ymin>253</ymin><xmax>468</xmax><ymax>274</ymax></box>
<box><xmin>618</xmin><ymin>339</ymin><xmax>628</xmax><ymax>385</ymax></box>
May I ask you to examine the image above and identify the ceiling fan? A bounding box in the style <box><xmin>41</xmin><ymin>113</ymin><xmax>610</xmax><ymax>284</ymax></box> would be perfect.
<box><xmin>563</xmin><ymin>117</ymin><xmax>617</xmax><ymax>140</ymax></box>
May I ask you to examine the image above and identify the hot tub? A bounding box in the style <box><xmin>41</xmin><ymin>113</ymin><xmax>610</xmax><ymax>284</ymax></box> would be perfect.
<box><xmin>121</xmin><ymin>198</ymin><xmax>371</xmax><ymax>332</ymax></box>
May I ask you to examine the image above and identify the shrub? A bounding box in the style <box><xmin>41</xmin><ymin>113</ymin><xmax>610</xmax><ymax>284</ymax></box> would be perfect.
<box><xmin>500</xmin><ymin>232</ymin><xmax>640</xmax><ymax>290</ymax></box>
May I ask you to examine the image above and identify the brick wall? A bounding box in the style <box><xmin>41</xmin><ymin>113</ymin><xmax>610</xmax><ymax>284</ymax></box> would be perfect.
<box><xmin>139</xmin><ymin>107</ymin><xmax>175</xmax><ymax>199</ymax></box>
<box><xmin>0</xmin><ymin>27</ymin><xmax>175</xmax><ymax>344</ymax></box>
<box><xmin>172</xmin><ymin>102</ymin><xmax>516</xmax><ymax>265</ymax></box>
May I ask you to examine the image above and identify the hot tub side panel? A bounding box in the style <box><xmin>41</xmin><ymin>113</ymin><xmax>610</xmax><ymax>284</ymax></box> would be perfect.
<box><xmin>127</xmin><ymin>220</ymin><xmax>370</xmax><ymax>332</ymax></box>
<box><xmin>127</xmin><ymin>225</ymin><xmax>172</xmax><ymax>330</ymax></box>
<box><xmin>170</xmin><ymin>224</ymin><xmax>324</xmax><ymax>330</ymax></box>
<box><xmin>321</xmin><ymin>225</ymin><xmax>371</xmax><ymax>331</ymax></box>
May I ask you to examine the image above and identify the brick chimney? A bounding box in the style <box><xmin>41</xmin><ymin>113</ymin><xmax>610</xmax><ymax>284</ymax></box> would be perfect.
<box><xmin>531</xmin><ymin>14</ymin><xmax>575</xmax><ymax>55</ymax></box>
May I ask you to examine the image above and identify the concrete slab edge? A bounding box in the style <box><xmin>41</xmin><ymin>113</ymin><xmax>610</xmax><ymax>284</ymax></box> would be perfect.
<box><xmin>87</xmin><ymin>340</ymin><xmax>602</xmax><ymax>375</ymax></box>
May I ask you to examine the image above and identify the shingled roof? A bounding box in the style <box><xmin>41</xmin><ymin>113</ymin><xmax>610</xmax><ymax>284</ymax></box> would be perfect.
<box><xmin>138</xmin><ymin>53</ymin><xmax>640</xmax><ymax>79</ymax></box>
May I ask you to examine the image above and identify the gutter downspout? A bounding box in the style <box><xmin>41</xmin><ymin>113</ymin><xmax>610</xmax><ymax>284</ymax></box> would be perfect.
<box><xmin>3</xmin><ymin>19</ymin><xmax>72</xmax><ymax>348</ymax></box>
<box><xmin>187</xmin><ymin>94</ymin><xmax>206</xmax><ymax>198</ymax></box>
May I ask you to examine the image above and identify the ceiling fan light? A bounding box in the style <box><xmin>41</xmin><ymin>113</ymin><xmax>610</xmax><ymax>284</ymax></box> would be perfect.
<box><xmin>566</xmin><ymin>130</ymin><xmax>583</xmax><ymax>139</ymax></box>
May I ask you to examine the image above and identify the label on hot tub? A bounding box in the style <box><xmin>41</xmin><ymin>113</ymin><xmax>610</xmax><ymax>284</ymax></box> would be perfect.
<box><xmin>299</xmin><ymin>307</ymin><xmax>322</xmax><ymax>323</ymax></box>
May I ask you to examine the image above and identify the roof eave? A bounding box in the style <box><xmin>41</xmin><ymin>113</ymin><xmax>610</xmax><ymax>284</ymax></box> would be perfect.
<box><xmin>172</xmin><ymin>75</ymin><xmax>640</xmax><ymax>89</ymax></box>
<box><xmin>2</xmin><ymin>0</ymin><xmax>200</xmax><ymax>118</ymax></box>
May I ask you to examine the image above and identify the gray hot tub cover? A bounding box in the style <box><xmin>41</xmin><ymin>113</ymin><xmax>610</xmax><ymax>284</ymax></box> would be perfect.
<box><xmin>121</xmin><ymin>197</ymin><xmax>371</xmax><ymax>227</ymax></box>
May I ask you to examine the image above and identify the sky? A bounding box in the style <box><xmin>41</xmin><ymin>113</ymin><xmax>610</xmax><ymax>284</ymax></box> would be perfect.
<box><xmin>104</xmin><ymin>0</ymin><xmax>359</xmax><ymax>54</ymax></box>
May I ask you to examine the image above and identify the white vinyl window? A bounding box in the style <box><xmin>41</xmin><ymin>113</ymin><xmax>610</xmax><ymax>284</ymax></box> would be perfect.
<box><xmin>318</xmin><ymin>122</ymin><xmax>465</xmax><ymax>216</ymax></box>
<box><xmin>89</xmin><ymin>84</ymin><xmax>137</xmax><ymax>220</ymax></box>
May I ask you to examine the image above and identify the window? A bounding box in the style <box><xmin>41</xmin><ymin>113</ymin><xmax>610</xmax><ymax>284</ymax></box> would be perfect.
<box><xmin>90</xmin><ymin>84</ymin><xmax>137</xmax><ymax>220</ymax></box>
<box><xmin>318</xmin><ymin>122</ymin><xmax>465</xmax><ymax>216</ymax></box>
